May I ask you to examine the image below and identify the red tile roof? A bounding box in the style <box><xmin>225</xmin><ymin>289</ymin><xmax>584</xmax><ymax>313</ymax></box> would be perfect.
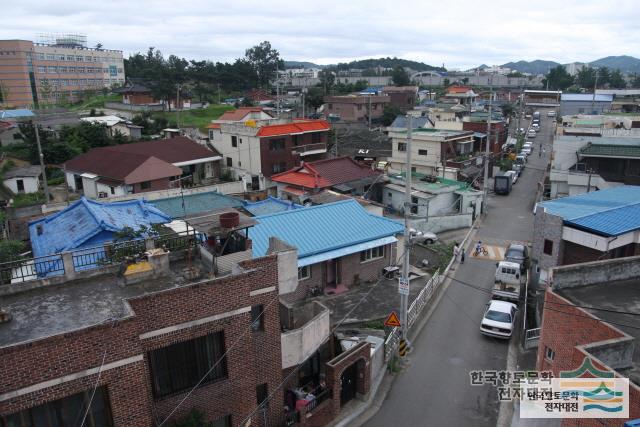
<box><xmin>207</xmin><ymin>123</ymin><xmax>221</xmax><ymax>129</ymax></box>
<box><xmin>256</xmin><ymin>120</ymin><xmax>330</xmax><ymax>137</ymax></box>
<box><xmin>271</xmin><ymin>157</ymin><xmax>380</xmax><ymax>189</ymax></box>
<box><xmin>217</xmin><ymin>107</ymin><xmax>272</xmax><ymax>122</ymax></box>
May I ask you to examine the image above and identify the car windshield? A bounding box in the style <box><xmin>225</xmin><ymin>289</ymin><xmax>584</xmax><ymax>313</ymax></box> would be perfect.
<box><xmin>506</xmin><ymin>248</ymin><xmax>524</xmax><ymax>259</ymax></box>
<box><xmin>485</xmin><ymin>310</ymin><xmax>511</xmax><ymax>323</ymax></box>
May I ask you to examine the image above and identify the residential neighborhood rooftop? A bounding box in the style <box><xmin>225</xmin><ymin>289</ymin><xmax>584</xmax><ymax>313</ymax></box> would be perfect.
<box><xmin>242</xmin><ymin>196</ymin><xmax>303</xmax><ymax>216</ymax></box>
<box><xmin>579</xmin><ymin>143</ymin><xmax>640</xmax><ymax>158</ymax></box>
<box><xmin>538</xmin><ymin>185</ymin><xmax>640</xmax><ymax>236</ymax></box>
<box><xmin>3</xmin><ymin>165</ymin><xmax>42</xmax><ymax>179</ymax></box>
<box><xmin>255</xmin><ymin>119</ymin><xmax>330</xmax><ymax>137</ymax></box>
<box><xmin>249</xmin><ymin>199</ymin><xmax>403</xmax><ymax>266</ymax></box>
<box><xmin>150</xmin><ymin>191</ymin><xmax>242</xmax><ymax>218</ymax></box>
<box><xmin>271</xmin><ymin>156</ymin><xmax>381</xmax><ymax>189</ymax></box>
<box><xmin>29</xmin><ymin>197</ymin><xmax>171</xmax><ymax>257</ymax></box>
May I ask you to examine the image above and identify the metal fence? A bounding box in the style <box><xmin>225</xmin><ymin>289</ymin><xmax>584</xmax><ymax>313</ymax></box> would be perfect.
<box><xmin>0</xmin><ymin>231</ymin><xmax>204</xmax><ymax>286</ymax></box>
<box><xmin>0</xmin><ymin>254</ymin><xmax>65</xmax><ymax>285</ymax></box>
<box><xmin>384</xmin><ymin>269</ymin><xmax>441</xmax><ymax>361</ymax></box>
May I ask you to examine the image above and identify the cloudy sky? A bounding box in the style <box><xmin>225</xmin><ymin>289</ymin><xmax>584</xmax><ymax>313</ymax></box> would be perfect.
<box><xmin>3</xmin><ymin>0</ymin><xmax>638</xmax><ymax>69</ymax></box>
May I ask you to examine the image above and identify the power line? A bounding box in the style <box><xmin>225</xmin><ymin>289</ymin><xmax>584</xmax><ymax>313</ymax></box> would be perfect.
<box><xmin>237</xmin><ymin>248</ymin><xmax>409</xmax><ymax>427</ymax></box>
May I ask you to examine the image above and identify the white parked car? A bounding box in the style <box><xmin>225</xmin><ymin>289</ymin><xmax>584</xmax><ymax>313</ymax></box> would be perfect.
<box><xmin>547</xmin><ymin>110</ymin><xmax>556</xmax><ymax>117</ymax></box>
<box><xmin>523</xmin><ymin>142</ymin><xmax>533</xmax><ymax>151</ymax></box>
<box><xmin>527</xmin><ymin>130</ymin><xmax>537</xmax><ymax>138</ymax></box>
<box><xmin>531</xmin><ymin>123</ymin><xmax>540</xmax><ymax>131</ymax></box>
<box><xmin>480</xmin><ymin>300</ymin><xmax>517</xmax><ymax>339</ymax></box>
<box><xmin>408</xmin><ymin>228</ymin><xmax>438</xmax><ymax>244</ymax></box>
<box><xmin>521</xmin><ymin>147</ymin><xmax>532</xmax><ymax>156</ymax></box>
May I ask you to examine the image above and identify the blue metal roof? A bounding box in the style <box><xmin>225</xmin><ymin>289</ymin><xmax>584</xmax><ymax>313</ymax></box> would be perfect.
<box><xmin>242</xmin><ymin>196</ymin><xmax>303</xmax><ymax>216</ymax></box>
<box><xmin>561</xmin><ymin>93</ymin><xmax>613</xmax><ymax>102</ymax></box>
<box><xmin>250</xmin><ymin>199</ymin><xmax>404</xmax><ymax>259</ymax></box>
<box><xmin>150</xmin><ymin>191</ymin><xmax>242</xmax><ymax>218</ymax></box>
<box><xmin>29</xmin><ymin>197</ymin><xmax>171</xmax><ymax>257</ymax></box>
<box><xmin>538</xmin><ymin>186</ymin><xmax>640</xmax><ymax>236</ymax></box>
<box><xmin>0</xmin><ymin>109</ymin><xmax>34</xmax><ymax>119</ymax></box>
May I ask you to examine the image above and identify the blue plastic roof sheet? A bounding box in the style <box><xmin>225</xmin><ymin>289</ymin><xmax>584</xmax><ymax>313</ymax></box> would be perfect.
<box><xmin>150</xmin><ymin>191</ymin><xmax>242</xmax><ymax>218</ymax></box>
<box><xmin>539</xmin><ymin>186</ymin><xmax>640</xmax><ymax>236</ymax></box>
<box><xmin>250</xmin><ymin>199</ymin><xmax>404</xmax><ymax>258</ymax></box>
<box><xmin>29</xmin><ymin>197</ymin><xmax>171</xmax><ymax>257</ymax></box>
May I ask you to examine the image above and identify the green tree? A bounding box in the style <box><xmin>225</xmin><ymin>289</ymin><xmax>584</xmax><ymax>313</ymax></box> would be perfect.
<box><xmin>443</xmin><ymin>78</ymin><xmax>450</xmax><ymax>87</ymax></box>
<box><xmin>631</xmin><ymin>73</ymin><xmax>640</xmax><ymax>89</ymax></box>
<box><xmin>608</xmin><ymin>69</ymin><xmax>626</xmax><ymax>88</ymax></box>
<box><xmin>391</xmin><ymin>66</ymin><xmax>410</xmax><ymax>86</ymax></box>
<box><xmin>576</xmin><ymin>66</ymin><xmax>597</xmax><ymax>89</ymax></box>
<box><xmin>597</xmin><ymin>67</ymin><xmax>611</xmax><ymax>86</ymax></box>
<box><xmin>541</xmin><ymin>66</ymin><xmax>574</xmax><ymax>90</ymax></box>
<box><xmin>500</xmin><ymin>103</ymin><xmax>515</xmax><ymax>118</ymax></box>
<box><xmin>0</xmin><ymin>240</ymin><xmax>25</xmax><ymax>263</ymax></box>
<box><xmin>318</xmin><ymin>70</ymin><xmax>335</xmax><ymax>94</ymax></box>
<box><xmin>244</xmin><ymin>41</ymin><xmax>284</xmax><ymax>89</ymax></box>
<box><xmin>305</xmin><ymin>86</ymin><xmax>325</xmax><ymax>109</ymax></box>
<box><xmin>381</xmin><ymin>105</ymin><xmax>403</xmax><ymax>126</ymax></box>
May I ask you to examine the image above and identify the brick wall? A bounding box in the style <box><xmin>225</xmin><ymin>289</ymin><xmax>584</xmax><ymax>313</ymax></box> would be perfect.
<box><xmin>132</xmin><ymin>177</ymin><xmax>172</xmax><ymax>193</ymax></box>
<box><xmin>326</xmin><ymin>342</ymin><xmax>372</xmax><ymax>416</ymax></box>
<box><xmin>0</xmin><ymin>254</ymin><xmax>284</xmax><ymax>427</ymax></box>
<box><xmin>536</xmin><ymin>290</ymin><xmax>640</xmax><ymax>426</ymax></box>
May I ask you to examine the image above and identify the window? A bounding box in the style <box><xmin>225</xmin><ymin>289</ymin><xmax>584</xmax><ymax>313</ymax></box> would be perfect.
<box><xmin>360</xmin><ymin>246</ymin><xmax>385</xmax><ymax>262</ymax></box>
<box><xmin>226</xmin><ymin>157</ymin><xmax>233</xmax><ymax>167</ymax></box>
<box><xmin>1</xmin><ymin>386</ymin><xmax>114</xmax><ymax>427</ymax></box>
<box><xmin>140</xmin><ymin>181</ymin><xmax>151</xmax><ymax>190</ymax></box>
<box><xmin>110</xmin><ymin>186</ymin><xmax>115</xmax><ymax>195</ymax></box>
<box><xmin>66</xmin><ymin>55</ymin><xmax>74</xmax><ymax>61</ymax></box>
<box><xmin>47</xmin><ymin>66</ymin><xmax>57</xmax><ymax>73</ymax></box>
<box><xmin>357</xmin><ymin>104</ymin><xmax>362</xmax><ymax>111</ymax></box>
<box><xmin>292</xmin><ymin>135</ymin><xmax>300</xmax><ymax>146</ymax></box>
<box><xmin>256</xmin><ymin>383</ymin><xmax>268</xmax><ymax>407</ymax></box>
<box><xmin>411</xmin><ymin>195</ymin><xmax>418</xmax><ymax>214</ymax></box>
<box><xmin>387</xmin><ymin>192</ymin><xmax>392</xmax><ymax>198</ymax></box>
<box><xmin>46</xmin><ymin>54</ymin><xmax>55</xmax><ymax>60</ymax></box>
<box><xmin>298</xmin><ymin>265</ymin><xmax>311</xmax><ymax>280</ymax></box>
<box><xmin>68</xmin><ymin>66</ymin><xmax>75</xmax><ymax>73</ymax></box>
<box><xmin>328</xmin><ymin>103</ymin><xmax>333</xmax><ymax>110</ymax></box>
<box><xmin>272</xmin><ymin>162</ymin><xmax>287</xmax><ymax>173</ymax></box>
<box><xmin>78</xmin><ymin>67</ymin><xmax>85</xmax><ymax>73</ymax></box>
<box><xmin>397</xmin><ymin>142</ymin><xmax>406</xmax><ymax>152</ymax></box>
<box><xmin>57</xmin><ymin>54</ymin><xmax>65</xmax><ymax>61</ymax></box>
<box><xmin>76</xmin><ymin>55</ymin><xmax>83</xmax><ymax>61</ymax></box>
<box><xmin>418</xmin><ymin>149</ymin><xmax>428</xmax><ymax>156</ymax></box>
<box><xmin>148</xmin><ymin>332</ymin><xmax>227</xmax><ymax>398</ymax></box>
<box><xmin>16</xmin><ymin>179</ymin><xmax>24</xmax><ymax>193</ymax></box>
<box><xmin>211</xmin><ymin>415</ymin><xmax>231</xmax><ymax>427</ymax></box>
<box><xmin>37</xmin><ymin>65</ymin><xmax>46</xmax><ymax>73</ymax></box>
<box><xmin>312</xmin><ymin>132</ymin><xmax>321</xmax><ymax>144</ymax></box>
<box><xmin>85</xmin><ymin>55</ymin><xmax>92</xmax><ymax>61</ymax></box>
<box><xmin>231</xmin><ymin>136</ymin><xmax>237</xmax><ymax>147</ymax></box>
<box><xmin>411</xmin><ymin>167</ymin><xmax>417</xmax><ymax>173</ymax></box>
<box><xmin>545</xmin><ymin>346</ymin><xmax>555</xmax><ymax>362</ymax></box>
<box><xmin>37</xmin><ymin>53</ymin><xmax>45</xmax><ymax>60</ymax></box>
<box><xmin>59</xmin><ymin>66</ymin><xmax>67</xmax><ymax>73</ymax></box>
<box><xmin>269</xmin><ymin>139</ymin><xmax>285</xmax><ymax>151</ymax></box>
<box><xmin>372</xmin><ymin>103</ymin><xmax>378</xmax><ymax>110</ymax></box>
<box><xmin>251</xmin><ymin>305</ymin><xmax>264</xmax><ymax>331</ymax></box>
<box><xmin>543</xmin><ymin>239</ymin><xmax>553</xmax><ymax>255</ymax></box>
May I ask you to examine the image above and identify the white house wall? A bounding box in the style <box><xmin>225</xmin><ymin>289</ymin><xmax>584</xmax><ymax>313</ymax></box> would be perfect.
<box><xmin>561</xmin><ymin>226</ymin><xmax>637</xmax><ymax>251</ymax></box>
<box><xmin>214</xmin><ymin>133</ymin><xmax>262</xmax><ymax>176</ymax></box>
<box><xmin>4</xmin><ymin>177</ymin><xmax>39</xmax><ymax>194</ymax></box>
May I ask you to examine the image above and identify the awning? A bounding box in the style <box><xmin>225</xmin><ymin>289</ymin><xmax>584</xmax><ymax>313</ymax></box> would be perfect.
<box><xmin>298</xmin><ymin>235</ymin><xmax>398</xmax><ymax>267</ymax></box>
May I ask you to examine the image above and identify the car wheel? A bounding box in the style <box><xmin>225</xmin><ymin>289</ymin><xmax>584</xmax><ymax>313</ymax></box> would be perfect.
<box><xmin>426</xmin><ymin>239</ymin><xmax>434</xmax><ymax>244</ymax></box>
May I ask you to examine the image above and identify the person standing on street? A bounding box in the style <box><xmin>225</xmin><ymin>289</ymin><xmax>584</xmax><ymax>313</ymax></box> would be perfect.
<box><xmin>461</xmin><ymin>248</ymin><xmax>466</xmax><ymax>264</ymax></box>
<box><xmin>453</xmin><ymin>242</ymin><xmax>460</xmax><ymax>261</ymax></box>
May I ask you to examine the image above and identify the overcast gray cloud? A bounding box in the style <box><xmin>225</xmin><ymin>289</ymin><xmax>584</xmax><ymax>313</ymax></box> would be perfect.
<box><xmin>2</xmin><ymin>0</ymin><xmax>639</xmax><ymax>69</ymax></box>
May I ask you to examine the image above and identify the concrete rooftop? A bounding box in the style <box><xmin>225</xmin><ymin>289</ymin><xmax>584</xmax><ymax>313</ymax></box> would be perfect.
<box><xmin>0</xmin><ymin>262</ymin><xmax>195</xmax><ymax>348</ymax></box>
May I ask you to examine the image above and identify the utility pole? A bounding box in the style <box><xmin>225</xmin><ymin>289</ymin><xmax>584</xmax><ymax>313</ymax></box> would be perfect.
<box><xmin>176</xmin><ymin>85</ymin><xmax>181</xmax><ymax>130</ymax></box>
<box><xmin>217</xmin><ymin>83</ymin><xmax>221</xmax><ymax>105</ymax></box>
<box><xmin>400</xmin><ymin>115</ymin><xmax>413</xmax><ymax>340</ymax></box>
<box><xmin>33</xmin><ymin>120</ymin><xmax>50</xmax><ymax>204</ymax></box>
<box><xmin>368</xmin><ymin>94</ymin><xmax>372</xmax><ymax>129</ymax></box>
<box><xmin>482</xmin><ymin>77</ymin><xmax>493</xmax><ymax>214</ymax></box>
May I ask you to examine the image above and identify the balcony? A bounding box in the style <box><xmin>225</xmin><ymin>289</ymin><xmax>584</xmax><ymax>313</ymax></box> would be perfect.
<box><xmin>280</xmin><ymin>301</ymin><xmax>331</xmax><ymax>369</ymax></box>
<box><xmin>292</xmin><ymin>143</ymin><xmax>327</xmax><ymax>157</ymax></box>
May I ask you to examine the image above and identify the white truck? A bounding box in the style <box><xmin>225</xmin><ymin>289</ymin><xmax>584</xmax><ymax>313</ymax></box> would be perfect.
<box><xmin>493</xmin><ymin>261</ymin><xmax>525</xmax><ymax>302</ymax></box>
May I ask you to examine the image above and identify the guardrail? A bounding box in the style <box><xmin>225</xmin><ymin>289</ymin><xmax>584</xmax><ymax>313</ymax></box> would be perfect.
<box><xmin>385</xmin><ymin>269</ymin><xmax>441</xmax><ymax>361</ymax></box>
<box><xmin>0</xmin><ymin>254</ymin><xmax>65</xmax><ymax>285</ymax></box>
<box><xmin>0</xmin><ymin>231</ymin><xmax>203</xmax><ymax>286</ymax></box>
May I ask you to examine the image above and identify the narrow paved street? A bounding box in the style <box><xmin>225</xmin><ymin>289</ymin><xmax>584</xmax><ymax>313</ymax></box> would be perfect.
<box><xmin>364</xmin><ymin>112</ymin><xmax>554</xmax><ymax>427</ymax></box>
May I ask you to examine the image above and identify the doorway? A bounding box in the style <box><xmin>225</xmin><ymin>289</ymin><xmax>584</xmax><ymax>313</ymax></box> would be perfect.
<box><xmin>325</xmin><ymin>259</ymin><xmax>341</xmax><ymax>287</ymax></box>
<box><xmin>340</xmin><ymin>362</ymin><xmax>358</xmax><ymax>405</ymax></box>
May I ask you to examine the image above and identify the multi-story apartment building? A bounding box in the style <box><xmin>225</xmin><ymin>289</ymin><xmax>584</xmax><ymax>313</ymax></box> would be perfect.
<box><xmin>0</xmin><ymin>34</ymin><xmax>125</xmax><ymax>108</ymax></box>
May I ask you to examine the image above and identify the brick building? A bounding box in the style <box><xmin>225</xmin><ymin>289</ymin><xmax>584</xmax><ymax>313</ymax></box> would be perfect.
<box><xmin>532</xmin><ymin>186</ymin><xmax>640</xmax><ymax>286</ymax></box>
<box><xmin>536</xmin><ymin>257</ymin><xmax>640</xmax><ymax>426</ymax></box>
<box><xmin>209</xmin><ymin>119</ymin><xmax>330</xmax><ymax>190</ymax></box>
<box><xmin>381</xmin><ymin>86</ymin><xmax>418</xmax><ymax>112</ymax></box>
<box><xmin>323</xmin><ymin>95</ymin><xmax>390</xmax><ymax>123</ymax></box>
<box><xmin>0</xmin><ymin>36</ymin><xmax>125</xmax><ymax>108</ymax></box>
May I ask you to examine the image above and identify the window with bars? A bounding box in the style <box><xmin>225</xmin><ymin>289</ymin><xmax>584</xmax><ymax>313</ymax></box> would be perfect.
<box><xmin>148</xmin><ymin>332</ymin><xmax>228</xmax><ymax>398</ymax></box>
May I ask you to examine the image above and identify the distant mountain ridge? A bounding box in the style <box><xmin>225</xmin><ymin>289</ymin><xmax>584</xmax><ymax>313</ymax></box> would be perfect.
<box><xmin>284</xmin><ymin>57</ymin><xmax>444</xmax><ymax>72</ymax></box>
<box><xmin>284</xmin><ymin>61</ymin><xmax>323</xmax><ymax>69</ymax></box>
<box><xmin>499</xmin><ymin>55</ymin><xmax>640</xmax><ymax>74</ymax></box>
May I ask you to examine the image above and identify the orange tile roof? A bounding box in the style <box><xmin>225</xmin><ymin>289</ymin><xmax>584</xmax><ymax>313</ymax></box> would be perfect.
<box><xmin>271</xmin><ymin>157</ymin><xmax>380</xmax><ymax>189</ymax></box>
<box><xmin>256</xmin><ymin>120</ymin><xmax>330</xmax><ymax>137</ymax></box>
<box><xmin>447</xmin><ymin>86</ymin><xmax>473</xmax><ymax>94</ymax></box>
<box><xmin>207</xmin><ymin>123</ymin><xmax>221</xmax><ymax>129</ymax></box>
